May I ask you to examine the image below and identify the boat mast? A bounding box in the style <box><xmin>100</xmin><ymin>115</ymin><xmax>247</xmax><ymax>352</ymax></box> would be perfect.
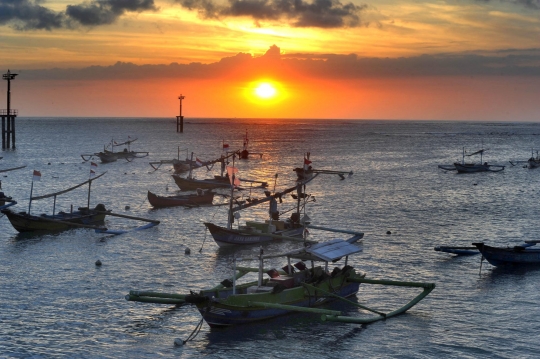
<box><xmin>28</xmin><ymin>180</ymin><xmax>34</xmax><ymax>214</ymax></box>
<box><xmin>87</xmin><ymin>178</ymin><xmax>92</xmax><ymax>208</ymax></box>
<box><xmin>227</xmin><ymin>155</ymin><xmax>236</xmax><ymax>229</ymax></box>
<box><xmin>188</xmin><ymin>152</ymin><xmax>194</xmax><ymax>179</ymax></box>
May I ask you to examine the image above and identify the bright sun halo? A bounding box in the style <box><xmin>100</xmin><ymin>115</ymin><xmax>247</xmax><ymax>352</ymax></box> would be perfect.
<box><xmin>255</xmin><ymin>83</ymin><xmax>277</xmax><ymax>99</ymax></box>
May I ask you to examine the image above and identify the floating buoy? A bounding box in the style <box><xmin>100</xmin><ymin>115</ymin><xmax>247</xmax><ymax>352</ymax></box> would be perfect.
<box><xmin>95</xmin><ymin>259</ymin><xmax>102</xmax><ymax>266</ymax></box>
<box><xmin>48</xmin><ymin>162</ymin><xmax>51</xmax><ymax>165</ymax></box>
<box><xmin>473</xmin><ymin>183</ymin><xmax>477</xmax><ymax>186</ymax></box>
<box><xmin>125</xmin><ymin>205</ymin><xmax>130</xmax><ymax>210</ymax></box>
<box><xmin>386</xmin><ymin>231</ymin><xmax>392</xmax><ymax>235</ymax></box>
<box><xmin>185</xmin><ymin>247</ymin><xmax>191</xmax><ymax>255</ymax></box>
<box><xmin>174</xmin><ymin>338</ymin><xmax>184</xmax><ymax>346</ymax></box>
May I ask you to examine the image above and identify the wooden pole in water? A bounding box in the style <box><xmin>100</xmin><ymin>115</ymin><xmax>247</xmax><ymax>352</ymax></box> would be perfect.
<box><xmin>2</xmin><ymin>70</ymin><xmax>18</xmax><ymax>150</ymax></box>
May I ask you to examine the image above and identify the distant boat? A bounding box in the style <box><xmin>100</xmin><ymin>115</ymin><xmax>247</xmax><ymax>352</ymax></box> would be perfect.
<box><xmin>439</xmin><ymin>147</ymin><xmax>504</xmax><ymax>173</ymax></box>
<box><xmin>238</xmin><ymin>129</ymin><xmax>263</xmax><ymax>159</ymax></box>
<box><xmin>82</xmin><ymin>138</ymin><xmax>149</xmax><ymax>163</ymax></box>
<box><xmin>294</xmin><ymin>152</ymin><xmax>353</xmax><ymax>181</ymax></box>
<box><xmin>528</xmin><ymin>149</ymin><xmax>540</xmax><ymax>169</ymax></box>
<box><xmin>473</xmin><ymin>242</ymin><xmax>540</xmax><ymax>266</ymax></box>
<box><xmin>172</xmin><ymin>151</ymin><xmax>267</xmax><ymax>191</ymax></box>
<box><xmin>147</xmin><ymin>189</ymin><xmax>215</xmax><ymax>208</ymax></box>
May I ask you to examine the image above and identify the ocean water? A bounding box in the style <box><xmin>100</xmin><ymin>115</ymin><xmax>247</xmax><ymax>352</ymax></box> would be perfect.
<box><xmin>1</xmin><ymin>118</ymin><xmax>540</xmax><ymax>358</ymax></box>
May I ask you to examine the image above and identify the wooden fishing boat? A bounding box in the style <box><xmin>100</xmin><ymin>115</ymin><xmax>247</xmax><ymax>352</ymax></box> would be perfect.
<box><xmin>203</xmin><ymin>160</ymin><xmax>318</xmax><ymax>247</ymax></box>
<box><xmin>294</xmin><ymin>152</ymin><xmax>352</xmax><ymax>181</ymax></box>
<box><xmin>82</xmin><ymin>138</ymin><xmax>149</xmax><ymax>163</ymax></box>
<box><xmin>126</xmin><ymin>235</ymin><xmax>435</xmax><ymax>328</ymax></box>
<box><xmin>528</xmin><ymin>149</ymin><xmax>540</xmax><ymax>169</ymax></box>
<box><xmin>1</xmin><ymin>172</ymin><xmax>109</xmax><ymax>233</ymax></box>
<box><xmin>238</xmin><ymin>129</ymin><xmax>263</xmax><ymax>159</ymax></box>
<box><xmin>147</xmin><ymin>189</ymin><xmax>215</xmax><ymax>208</ymax></box>
<box><xmin>445</xmin><ymin>147</ymin><xmax>504</xmax><ymax>173</ymax></box>
<box><xmin>203</xmin><ymin>221</ymin><xmax>308</xmax><ymax>247</ymax></box>
<box><xmin>172</xmin><ymin>151</ymin><xmax>267</xmax><ymax>191</ymax></box>
<box><xmin>473</xmin><ymin>242</ymin><xmax>540</xmax><ymax>266</ymax></box>
<box><xmin>2</xmin><ymin>204</ymin><xmax>109</xmax><ymax>232</ymax></box>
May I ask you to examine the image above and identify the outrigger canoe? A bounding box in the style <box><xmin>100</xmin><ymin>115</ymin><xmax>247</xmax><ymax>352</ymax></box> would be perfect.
<box><xmin>126</xmin><ymin>235</ymin><xmax>435</xmax><ymax>328</ymax></box>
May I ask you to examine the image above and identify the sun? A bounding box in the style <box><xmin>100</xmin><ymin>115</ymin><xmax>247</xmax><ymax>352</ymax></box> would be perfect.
<box><xmin>255</xmin><ymin>83</ymin><xmax>277</xmax><ymax>99</ymax></box>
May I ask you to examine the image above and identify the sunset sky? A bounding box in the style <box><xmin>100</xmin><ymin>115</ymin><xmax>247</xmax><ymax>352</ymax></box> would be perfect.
<box><xmin>1</xmin><ymin>0</ymin><xmax>540</xmax><ymax>120</ymax></box>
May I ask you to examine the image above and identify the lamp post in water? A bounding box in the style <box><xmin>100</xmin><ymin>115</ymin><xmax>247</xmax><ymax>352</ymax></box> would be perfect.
<box><xmin>177</xmin><ymin>94</ymin><xmax>185</xmax><ymax>133</ymax></box>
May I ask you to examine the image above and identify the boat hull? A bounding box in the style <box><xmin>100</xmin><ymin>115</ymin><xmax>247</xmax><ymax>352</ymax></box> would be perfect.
<box><xmin>147</xmin><ymin>190</ymin><xmax>215</xmax><ymax>208</ymax></box>
<box><xmin>1</xmin><ymin>205</ymin><xmax>108</xmax><ymax>232</ymax></box>
<box><xmin>454</xmin><ymin>163</ymin><xmax>504</xmax><ymax>173</ymax></box>
<box><xmin>528</xmin><ymin>159</ymin><xmax>540</xmax><ymax>169</ymax></box>
<box><xmin>96</xmin><ymin>152</ymin><xmax>117</xmax><ymax>163</ymax></box>
<box><xmin>195</xmin><ymin>269</ymin><xmax>362</xmax><ymax>327</ymax></box>
<box><xmin>473</xmin><ymin>242</ymin><xmax>540</xmax><ymax>266</ymax></box>
<box><xmin>203</xmin><ymin>222</ymin><xmax>304</xmax><ymax>247</ymax></box>
<box><xmin>172</xmin><ymin>175</ymin><xmax>230</xmax><ymax>191</ymax></box>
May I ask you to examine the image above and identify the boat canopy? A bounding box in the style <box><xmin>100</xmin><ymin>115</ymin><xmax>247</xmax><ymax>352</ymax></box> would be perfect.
<box><xmin>263</xmin><ymin>236</ymin><xmax>363</xmax><ymax>262</ymax></box>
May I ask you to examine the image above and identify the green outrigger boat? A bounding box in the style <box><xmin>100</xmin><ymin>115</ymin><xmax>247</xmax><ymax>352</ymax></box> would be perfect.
<box><xmin>126</xmin><ymin>235</ymin><xmax>435</xmax><ymax>328</ymax></box>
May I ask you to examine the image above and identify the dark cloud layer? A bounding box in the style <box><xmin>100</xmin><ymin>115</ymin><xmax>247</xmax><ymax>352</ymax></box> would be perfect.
<box><xmin>178</xmin><ymin>0</ymin><xmax>366</xmax><ymax>27</ymax></box>
<box><xmin>0</xmin><ymin>0</ymin><xmax>156</xmax><ymax>29</ymax></box>
<box><xmin>0</xmin><ymin>0</ymin><xmax>364</xmax><ymax>30</ymax></box>
<box><xmin>66</xmin><ymin>0</ymin><xmax>157</xmax><ymax>26</ymax></box>
<box><xmin>0</xmin><ymin>0</ymin><xmax>65</xmax><ymax>30</ymax></box>
<box><xmin>16</xmin><ymin>46</ymin><xmax>540</xmax><ymax>81</ymax></box>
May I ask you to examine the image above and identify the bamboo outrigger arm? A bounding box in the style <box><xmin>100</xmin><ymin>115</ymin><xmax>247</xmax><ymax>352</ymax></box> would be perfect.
<box><xmin>321</xmin><ymin>278</ymin><xmax>435</xmax><ymax>324</ymax></box>
<box><xmin>0</xmin><ymin>165</ymin><xmax>26</xmax><ymax>173</ymax></box>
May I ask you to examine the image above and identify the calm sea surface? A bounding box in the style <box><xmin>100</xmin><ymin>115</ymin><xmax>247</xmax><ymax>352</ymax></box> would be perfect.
<box><xmin>2</xmin><ymin>118</ymin><xmax>540</xmax><ymax>358</ymax></box>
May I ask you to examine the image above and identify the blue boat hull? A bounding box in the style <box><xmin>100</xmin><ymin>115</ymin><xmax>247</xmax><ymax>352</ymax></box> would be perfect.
<box><xmin>473</xmin><ymin>242</ymin><xmax>540</xmax><ymax>266</ymax></box>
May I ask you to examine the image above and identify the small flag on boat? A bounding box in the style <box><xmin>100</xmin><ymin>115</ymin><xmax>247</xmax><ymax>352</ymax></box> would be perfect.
<box><xmin>223</xmin><ymin>141</ymin><xmax>229</xmax><ymax>150</ymax></box>
<box><xmin>32</xmin><ymin>170</ymin><xmax>41</xmax><ymax>182</ymax></box>
<box><xmin>91</xmin><ymin>162</ymin><xmax>98</xmax><ymax>169</ymax></box>
<box><xmin>227</xmin><ymin>166</ymin><xmax>241</xmax><ymax>187</ymax></box>
<box><xmin>90</xmin><ymin>170</ymin><xmax>96</xmax><ymax>178</ymax></box>
<box><xmin>195</xmin><ymin>158</ymin><xmax>203</xmax><ymax>167</ymax></box>
<box><xmin>303</xmin><ymin>157</ymin><xmax>312</xmax><ymax>170</ymax></box>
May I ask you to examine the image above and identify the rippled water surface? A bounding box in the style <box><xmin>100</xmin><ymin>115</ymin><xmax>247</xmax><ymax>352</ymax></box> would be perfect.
<box><xmin>2</xmin><ymin>118</ymin><xmax>540</xmax><ymax>358</ymax></box>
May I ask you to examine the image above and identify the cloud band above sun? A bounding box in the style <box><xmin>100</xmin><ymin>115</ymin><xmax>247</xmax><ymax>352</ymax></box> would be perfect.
<box><xmin>0</xmin><ymin>0</ymin><xmax>366</xmax><ymax>30</ymax></box>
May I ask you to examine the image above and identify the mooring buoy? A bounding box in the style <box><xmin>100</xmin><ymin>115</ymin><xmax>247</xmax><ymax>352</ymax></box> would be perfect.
<box><xmin>185</xmin><ymin>247</ymin><xmax>191</xmax><ymax>255</ymax></box>
<box><xmin>95</xmin><ymin>259</ymin><xmax>102</xmax><ymax>266</ymax></box>
<box><xmin>174</xmin><ymin>338</ymin><xmax>184</xmax><ymax>346</ymax></box>
<box><xmin>125</xmin><ymin>205</ymin><xmax>130</xmax><ymax>210</ymax></box>
<box><xmin>386</xmin><ymin>231</ymin><xmax>392</xmax><ymax>235</ymax></box>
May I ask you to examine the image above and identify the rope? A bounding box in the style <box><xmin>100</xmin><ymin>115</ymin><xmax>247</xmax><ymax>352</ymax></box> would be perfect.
<box><xmin>182</xmin><ymin>316</ymin><xmax>205</xmax><ymax>344</ymax></box>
